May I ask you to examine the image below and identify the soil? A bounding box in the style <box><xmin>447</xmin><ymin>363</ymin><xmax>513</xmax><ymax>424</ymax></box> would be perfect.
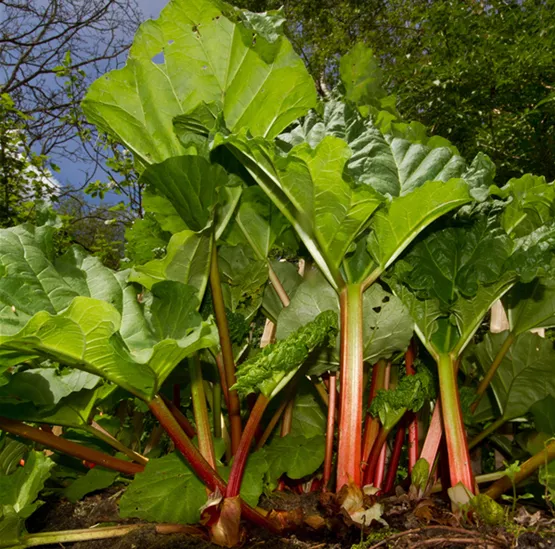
<box><xmin>26</xmin><ymin>487</ymin><xmax>555</xmax><ymax>549</ymax></box>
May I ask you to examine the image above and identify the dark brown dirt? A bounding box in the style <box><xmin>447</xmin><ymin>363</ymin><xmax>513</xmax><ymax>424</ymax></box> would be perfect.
<box><xmin>26</xmin><ymin>488</ymin><xmax>555</xmax><ymax>549</ymax></box>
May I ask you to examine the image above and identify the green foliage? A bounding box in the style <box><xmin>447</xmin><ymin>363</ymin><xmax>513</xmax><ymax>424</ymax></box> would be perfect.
<box><xmin>233</xmin><ymin>310</ymin><xmax>338</xmax><ymax>398</ymax></box>
<box><xmin>0</xmin><ymin>451</ymin><xmax>54</xmax><ymax>548</ymax></box>
<box><xmin>369</xmin><ymin>366</ymin><xmax>435</xmax><ymax>431</ymax></box>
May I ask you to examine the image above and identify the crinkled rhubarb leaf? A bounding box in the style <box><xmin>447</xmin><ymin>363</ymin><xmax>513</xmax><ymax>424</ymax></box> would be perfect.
<box><xmin>233</xmin><ymin>310</ymin><xmax>338</xmax><ymax>398</ymax></box>
<box><xmin>83</xmin><ymin>0</ymin><xmax>316</xmax><ymax>164</ymax></box>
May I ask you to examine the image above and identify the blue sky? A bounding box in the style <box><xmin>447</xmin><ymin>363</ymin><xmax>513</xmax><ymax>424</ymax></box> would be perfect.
<box><xmin>52</xmin><ymin>0</ymin><xmax>168</xmax><ymax>199</ymax></box>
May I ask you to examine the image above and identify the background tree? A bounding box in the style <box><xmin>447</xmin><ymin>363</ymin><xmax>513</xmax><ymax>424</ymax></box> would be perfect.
<box><xmin>237</xmin><ymin>0</ymin><xmax>555</xmax><ymax>182</ymax></box>
<box><xmin>0</xmin><ymin>0</ymin><xmax>143</xmax><ymax>159</ymax></box>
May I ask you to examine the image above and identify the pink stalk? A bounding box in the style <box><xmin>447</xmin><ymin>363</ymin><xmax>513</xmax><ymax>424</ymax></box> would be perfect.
<box><xmin>419</xmin><ymin>399</ymin><xmax>443</xmax><ymax>468</ymax></box>
<box><xmin>337</xmin><ymin>283</ymin><xmax>364</xmax><ymax>490</ymax></box>
<box><xmin>437</xmin><ymin>353</ymin><xmax>474</xmax><ymax>492</ymax></box>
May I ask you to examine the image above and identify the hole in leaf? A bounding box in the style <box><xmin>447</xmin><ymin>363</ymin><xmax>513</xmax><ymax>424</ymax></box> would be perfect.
<box><xmin>372</xmin><ymin>306</ymin><xmax>381</xmax><ymax>313</ymax></box>
<box><xmin>168</xmin><ymin>39</ymin><xmax>174</xmax><ymax>45</ymax></box>
<box><xmin>151</xmin><ymin>51</ymin><xmax>165</xmax><ymax>64</ymax></box>
<box><xmin>382</xmin><ymin>296</ymin><xmax>390</xmax><ymax>303</ymax></box>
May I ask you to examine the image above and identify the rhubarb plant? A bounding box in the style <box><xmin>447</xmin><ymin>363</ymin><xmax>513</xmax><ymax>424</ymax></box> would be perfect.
<box><xmin>0</xmin><ymin>0</ymin><xmax>555</xmax><ymax>546</ymax></box>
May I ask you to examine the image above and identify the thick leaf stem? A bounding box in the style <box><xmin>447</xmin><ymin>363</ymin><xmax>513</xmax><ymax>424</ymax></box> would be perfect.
<box><xmin>226</xmin><ymin>393</ymin><xmax>270</xmax><ymax>498</ymax></box>
<box><xmin>189</xmin><ymin>355</ymin><xmax>217</xmax><ymax>468</ymax></box>
<box><xmin>468</xmin><ymin>417</ymin><xmax>507</xmax><ymax>450</ymax></box>
<box><xmin>210</xmin><ymin>242</ymin><xmax>242</xmax><ymax>454</ymax></box>
<box><xmin>437</xmin><ymin>354</ymin><xmax>474</xmax><ymax>493</ymax></box>
<box><xmin>148</xmin><ymin>395</ymin><xmax>277</xmax><ymax>531</ymax></box>
<box><xmin>86</xmin><ymin>422</ymin><xmax>149</xmax><ymax>466</ymax></box>
<box><xmin>485</xmin><ymin>439</ymin><xmax>555</xmax><ymax>500</ymax></box>
<box><xmin>0</xmin><ymin>416</ymin><xmax>143</xmax><ymax>475</ymax></box>
<box><xmin>471</xmin><ymin>331</ymin><xmax>515</xmax><ymax>413</ymax></box>
<box><xmin>337</xmin><ymin>283</ymin><xmax>364</xmax><ymax>490</ymax></box>
<box><xmin>323</xmin><ymin>372</ymin><xmax>337</xmax><ymax>490</ymax></box>
<box><xmin>20</xmin><ymin>524</ymin><xmax>144</xmax><ymax>546</ymax></box>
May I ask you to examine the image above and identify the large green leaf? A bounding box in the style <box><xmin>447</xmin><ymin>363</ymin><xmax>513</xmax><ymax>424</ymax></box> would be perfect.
<box><xmin>504</xmin><ymin>278</ymin><xmax>555</xmax><ymax>335</ymax></box>
<box><xmin>139</xmin><ymin>156</ymin><xmax>229</xmax><ymax>232</ymax></box>
<box><xmin>224</xmin><ymin>186</ymin><xmax>291</xmax><ymax>260</ymax></box>
<box><xmin>491</xmin><ymin>174</ymin><xmax>555</xmax><ymax>237</ymax></box>
<box><xmin>119</xmin><ymin>452</ymin><xmax>206</xmax><ymax>524</ymax></box>
<box><xmin>265</xmin><ymin>433</ymin><xmax>325</xmax><ymax>482</ymax></box>
<box><xmin>396</xmin><ymin>217</ymin><xmax>513</xmax><ymax>305</ymax></box>
<box><xmin>0</xmin><ymin>389</ymin><xmax>99</xmax><ymax>428</ymax></box>
<box><xmin>219</xmin><ymin>133</ymin><xmax>383</xmax><ymax>289</ymax></box>
<box><xmin>362</xmin><ymin>284</ymin><xmax>413</xmax><ymax>363</ymax></box>
<box><xmin>218</xmin><ymin>243</ymin><xmax>268</xmax><ymax>321</ymax></box>
<box><xmin>129</xmin><ymin>229</ymin><xmax>211</xmax><ymax>297</ymax></box>
<box><xmin>366</xmin><ymin>179</ymin><xmax>472</xmax><ymax>277</ymax></box>
<box><xmin>290</xmin><ymin>382</ymin><xmax>326</xmax><ymax>439</ymax></box>
<box><xmin>0</xmin><ymin>229</ymin><xmax>217</xmax><ymax>401</ymax></box>
<box><xmin>473</xmin><ymin>331</ymin><xmax>555</xmax><ymax>420</ymax></box>
<box><xmin>279</xmin><ymin>100</ymin><xmax>467</xmax><ymax>197</ymax></box>
<box><xmin>82</xmin><ymin>0</ymin><xmax>317</xmax><ymax>165</ymax></box>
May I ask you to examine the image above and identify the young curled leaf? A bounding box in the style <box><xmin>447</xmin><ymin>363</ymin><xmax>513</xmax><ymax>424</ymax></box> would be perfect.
<box><xmin>369</xmin><ymin>366</ymin><xmax>436</xmax><ymax>431</ymax></box>
<box><xmin>233</xmin><ymin>310</ymin><xmax>338</xmax><ymax>399</ymax></box>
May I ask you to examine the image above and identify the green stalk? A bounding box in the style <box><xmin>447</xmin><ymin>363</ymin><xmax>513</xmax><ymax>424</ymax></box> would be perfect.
<box><xmin>437</xmin><ymin>353</ymin><xmax>474</xmax><ymax>493</ymax></box>
<box><xmin>19</xmin><ymin>524</ymin><xmax>144</xmax><ymax>547</ymax></box>
<box><xmin>189</xmin><ymin>354</ymin><xmax>217</xmax><ymax>468</ymax></box>
<box><xmin>485</xmin><ymin>439</ymin><xmax>555</xmax><ymax>500</ymax></box>
<box><xmin>209</xmin><ymin>241</ymin><xmax>242</xmax><ymax>454</ymax></box>
<box><xmin>468</xmin><ymin>416</ymin><xmax>507</xmax><ymax>450</ymax></box>
<box><xmin>0</xmin><ymin>416</ymin><xmax>143</xmax><ymax>476</ymax></box>
<box><xmin>471</xmin><ymin>331</ymin><xmax>515</xmax><ymax>413</ymax></box>
<box><xmin>226</xmin><ymin>393</ymin><xmax>270</xmax><ymax>497</ymax></box>
<box><xmin>337</xmin><ymin>283</ymin><xmax>364</xmax><ymax>490</ymax></box>
<box><xmin>213</xmin><ymin>380</ymin><xmax>222</xmax><ymax>439</ymax></box>
<box><xmin>86</xmin><ymin>422</ymin><xmax>148</xmax><ymax>466</ymax></box>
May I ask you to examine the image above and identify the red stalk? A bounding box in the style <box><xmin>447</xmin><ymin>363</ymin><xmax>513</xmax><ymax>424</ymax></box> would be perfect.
<box><xmin>361</xmin><ymin>359</ymin><xmax>387</xmax><ymax>475</ymax></box>
<box><xmin>0</xmin><ymin>416</ymin><xmax>143</xmax><ymax>475</ymax></box>
<box><xmin>383</xmin><ymin>422</ymin><xmax>406</xmax><ymax>493</ymax></box>
<box><xmin>323</xmin><ymin>372</ymin><xmax>337</xmax><ymax>490</ymax></box>
<box><xmin>363</xmin><ymin>426</ymin><xmax>390</xmax><ymax>485</ymax></box>
<box><xmin>148</xmin><ymin>395</ymin><xmax>276</xmax><ymax>531</ymax></box>
<box><xmin>226</xmin><ymin>394</ymin><xmax>270</xmax><ymax>498</ymax></box>
<box><xmin>337</xmin><ymin>283</ymin><xmax>364</xmax><ymax>490</ymax></box>
<box><xmin>437</xmin><ymin>353</ymin><xmax>474</xmax><ymax>493</ymax></box>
